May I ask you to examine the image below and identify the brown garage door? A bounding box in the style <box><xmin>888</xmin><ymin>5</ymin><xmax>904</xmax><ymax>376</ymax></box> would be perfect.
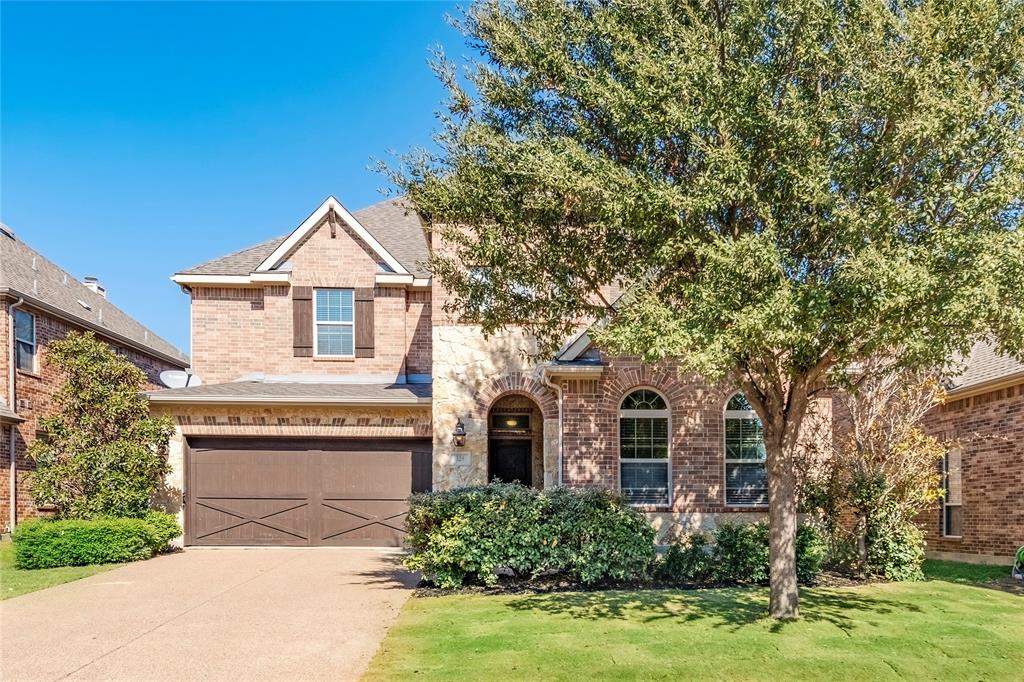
<box><xmin>185</xmin><ymin>438</ymin><xmax>432</xmax><ymax>547</ymax></box>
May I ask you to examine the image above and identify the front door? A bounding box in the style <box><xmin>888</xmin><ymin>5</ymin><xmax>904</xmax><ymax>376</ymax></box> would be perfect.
<box><xmin>488</xmin><ymin>439</ymin><xmax>532</xmax><ymax>486</ymax></box>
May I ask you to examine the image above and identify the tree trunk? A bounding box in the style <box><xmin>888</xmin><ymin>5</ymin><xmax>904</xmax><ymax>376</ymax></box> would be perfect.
<box><xmin>857</xmin><ymin>513</ymin><xmax>869</xmax><ymax>578</ymax></box>
<box><xmin>765</xmin><ymin>428</ymin><xmax>800</xmax><ymax>619</ymax></box>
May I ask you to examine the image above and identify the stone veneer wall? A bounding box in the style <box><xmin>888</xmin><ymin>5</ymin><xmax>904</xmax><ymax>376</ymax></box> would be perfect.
<box><xmin>431</xmin><ymin>325</ymin><xmax>559</xmax><ymax>490</ymax></box>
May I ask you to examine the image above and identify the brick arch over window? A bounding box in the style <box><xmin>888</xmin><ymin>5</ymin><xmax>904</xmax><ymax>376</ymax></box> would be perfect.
<box><xmin>474</xmin><ymin>373</ymin><xmax>558</xmax><ymax>421</ymax></box>
<box><xmin>593</xmin><ymin>365</ymin><xmax>695</xmax><ymax>413</ymax></box>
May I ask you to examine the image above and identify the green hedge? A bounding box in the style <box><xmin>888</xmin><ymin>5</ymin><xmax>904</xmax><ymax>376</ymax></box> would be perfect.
<box><xmin>13</xmin><ymin>512</ymin><xmax>182</xmax><ymax>569</ymax></box>
<box><xmin>405</xmin><ymin>482</ymin><xmax>656</xmax><ymax>588</ymax></box>
<box><xmin>658</xmin><ymin>522</ymin><xmax>826</xmax><ymax>585</ymax></box>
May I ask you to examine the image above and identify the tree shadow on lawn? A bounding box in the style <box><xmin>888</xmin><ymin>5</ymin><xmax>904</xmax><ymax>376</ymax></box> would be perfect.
<box><xmin>505</xmin><ymin>587</ymin><xmax>923</xmax><ymax>634</ymax></box>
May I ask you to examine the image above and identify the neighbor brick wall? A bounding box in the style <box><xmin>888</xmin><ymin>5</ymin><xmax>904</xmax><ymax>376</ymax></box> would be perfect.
<box><xmin>0</xmin><ymin>299</ymin><xmax>183</xmax><ymax>530</ymax></box>
<box><xmin>918</xmin><ymin>382</ymin><xmax>1024</xmax><ymax>560</ymax></box>
<box><xmin>190</xmin><ymin>215</ymin><xmax>432</xmax><ymax>384</ymax></box>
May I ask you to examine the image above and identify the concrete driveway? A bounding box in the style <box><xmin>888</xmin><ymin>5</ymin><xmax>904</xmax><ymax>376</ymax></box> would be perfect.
<box><xmin>0</xmin><ymin>548</ymin><xmax>418</xmax><ymax>681</ymax></box>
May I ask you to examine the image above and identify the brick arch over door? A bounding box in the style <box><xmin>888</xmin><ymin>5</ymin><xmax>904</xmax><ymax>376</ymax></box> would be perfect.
<box><xmin>474</xmin><ymin>373</ymin><xmax>558</xmax><ymax>421</ymax></box>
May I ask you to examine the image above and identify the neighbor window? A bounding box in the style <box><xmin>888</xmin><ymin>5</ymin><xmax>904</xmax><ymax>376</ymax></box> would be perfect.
<box><xmin>942</xmin><ymin>447</ymin><xmax>963</xmax><ymax>537</ymax></box>
<box><xmin>14</xmin><ymin>309</ymin><xmax>35</xmax><ymax>372</ymax></box>
<box><xmin>725</xmin><ymin>392</ymin><xmax>768</xmax><ymax>506</ymax></box>
<box><xmin>313</xmin><ymin>288</ymin><xmax>354</xmax><ymax>357</ymax></box>
<box><xmin>619</xmin><ymin>388</ymin><xmax>670</xmax><ymax>506</ymax></box>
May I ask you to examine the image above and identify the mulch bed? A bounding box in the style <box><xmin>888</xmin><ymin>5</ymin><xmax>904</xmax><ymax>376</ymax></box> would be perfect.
<box><xmin>413</xmin><ymin>570</ymin><xmax>877</xmax><ymax>597</ymax></box>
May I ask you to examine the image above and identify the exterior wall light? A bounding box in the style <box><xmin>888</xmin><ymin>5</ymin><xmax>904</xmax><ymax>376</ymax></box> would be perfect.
<box><xmin>452</xmin><ymin>419</ymin><xmax>467</xmax><ymax>447</ymax></box>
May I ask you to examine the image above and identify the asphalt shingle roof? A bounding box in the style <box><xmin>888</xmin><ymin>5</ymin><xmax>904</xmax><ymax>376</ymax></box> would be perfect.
<box><xmin>0</xmin><ymin>228</ymin><xmax>189</xmax><ymax>366</ymax></box>
<box><xmin>148</xmin><ymin>381</ymin><xmax>432</xmax><ymax>404</ymax></box>
<box><xmin>178</xmin><ymin>197</ymin><xmax>430</xmax><ymax>278</ymax></box>
<box><xmin>949</xmin><ymin>340</ymin><xmax>1024</xmax><ymax>393</ymax></box>
<box><xmin>177</xmin><ymin>235</ymin><xmax>288</xmax><ymax>277</ymax></box>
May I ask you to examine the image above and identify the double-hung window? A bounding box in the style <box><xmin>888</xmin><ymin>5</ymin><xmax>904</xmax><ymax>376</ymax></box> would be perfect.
<box><xmin>314</xmin><ymin>288</ymin><xmax>355</xmax><ymax>357</ymax></box>
<box><xmin>941</xmin><ymin>447</ymin><xmax>963</xmax><ymax>537</ymax></box>
<box><xmin>14</xmin><ymin>309</ymin><xmax>36</xmax><ymax>372</ymax></box>
<box><xmin>724</xmin><ymin>392</ymin><xmax>768</xmax><ymax>506</ymax></box>
<box><xmin>619</xmin><ymin>389</ymin><xmax>670</xmax><ymax>506</ymax></box>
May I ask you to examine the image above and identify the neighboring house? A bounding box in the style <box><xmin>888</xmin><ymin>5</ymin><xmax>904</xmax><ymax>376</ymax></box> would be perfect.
<box><xmin>920</xmin><ymin>341</ymin><xmax>1024</xmax><ymax>564</ymax></box>
<box><xmin>152</xmin><ymin>195</ymin><xmax>828</xmax><ymax>547</ymax></box>
<box><xmin>0</xmin><ymin>224</ymin><xmax>189</xmax><ymax>532</ymax></box>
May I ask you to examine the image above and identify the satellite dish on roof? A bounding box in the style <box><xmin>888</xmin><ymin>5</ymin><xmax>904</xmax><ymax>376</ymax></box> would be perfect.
<box><xmin>159</xmin><ymin>369</ymin><xmax>202</xmax><ymax>389</ymax></box>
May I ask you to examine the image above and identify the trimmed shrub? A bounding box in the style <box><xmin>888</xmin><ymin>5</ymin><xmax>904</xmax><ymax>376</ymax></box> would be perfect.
<box><xmin>144</xmin><ymin>511</ymin><xmax>182</xmax><ymax>550</ymax></box>
<box><xmin>796</xmin><ymin>523</ymin><xmax>827</xmax><ymax>583</ymax></box>
<box><xmin>866</xmin><ymin>509</ymin><xmax>925</xmax><ymax>581</ymax></box>
<box><xmin>658</xmin><ymin>522</ymin><xmax>826</xmax><ymax>585</ymax></box>
<box><xmin>12</xmin><ymin>513</ymin><xmax>180</xmax><ymax>569</ymax></box>
<box><xmin>14</xmin><ymin>518</ymin><xmax>155</xmax><ymax>568</ymax></box>
<box><xmin>404</xmin><ymin>482</ymin><xmax>656</xmax><ymax>588</ymax></box>
<box><xmin>713</xmin><ymin>522</ymin><xmax>771</xmax><ymax>583</ymax></box>
<box><xmin>657</xmin><ymin>532</ymin><xmax>714</xmax><ymax>583</ymax></box>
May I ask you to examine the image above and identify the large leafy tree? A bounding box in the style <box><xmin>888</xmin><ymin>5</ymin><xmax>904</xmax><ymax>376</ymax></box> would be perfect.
<box><xmin>393</xmin><ymin>0</ymin><xmax>1024</xmax><ymax>617</ymax></box>
<box><xmin>28</xmin><ymin>332</ymin><xmax>175</xmax><ymax>519</ymax></box>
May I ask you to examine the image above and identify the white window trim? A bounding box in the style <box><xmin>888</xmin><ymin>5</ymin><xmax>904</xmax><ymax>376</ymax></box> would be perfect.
<box><xmin>941</xmin><ymin>449</ymin><xmax>963</xmax><ymax>538</ymax></box>
<box><xmin>312</xmin><ymin>288</ymin><xmax>356</xmax><ymax>358</ymax></box>
<box><xmin>14</xmin><ymin>309</ymin><xmax>36</xmax><ymax>373</ymax></box>
<box><xmin>723</xmin><ymin>396</ymin><xmax>768</xmax><ymax>508</ymax></box>
<box><xmin>618</xmin><ymin>387</ymin><xmax>672</xmax><ymax>508</ymax></box>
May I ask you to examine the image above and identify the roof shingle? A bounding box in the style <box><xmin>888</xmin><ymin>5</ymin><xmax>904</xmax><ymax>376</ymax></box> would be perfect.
<box><xmin>0</xmin><ymin>230</ymin><xmax>189</xmax><ymax>366</ymax></box>
<box><xmin>148</xmin><ymin>381</ymin><xmax>432</xmax><ymax>404</ymax></box>
<box><xmin>949</xmin><ymin>340</ymin><xmax>1024</xmax><ymax>393</ymax></box>
<box><xmin>177</xmin><ymin>197</ymin><xmax>430</xmax><ymax>278</ymax></box>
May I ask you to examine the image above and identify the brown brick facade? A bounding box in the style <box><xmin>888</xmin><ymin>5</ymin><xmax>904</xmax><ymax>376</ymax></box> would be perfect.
<box><xmin>559</xmin><ymin>358</ymin><xmax>748</xmax><ymax>514</ymax></box>
<box><xmin>188</xmin><ymin>216</ymin><xmax>431</xmax><ymax>384</ymax></box>
<box><xmin>919</xmin><ymin>382</ymin><xmax>1024</xmax><ymax>561</ymax></box>
<box><xmin>1</xmin><ymin>299</ymin><xmax>184</xmax><ymax>530</ymax></box>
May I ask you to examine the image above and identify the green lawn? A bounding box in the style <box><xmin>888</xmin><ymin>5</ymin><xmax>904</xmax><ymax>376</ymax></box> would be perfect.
<box><xmin>0</xmin><ymin>540</ymin><xmax>120</xmax><ymax>600</ymax></box>
<box><xmin>366</xmin><ymin>565</ymin><xmax>1023</xmax><ymax>681</ymax></box>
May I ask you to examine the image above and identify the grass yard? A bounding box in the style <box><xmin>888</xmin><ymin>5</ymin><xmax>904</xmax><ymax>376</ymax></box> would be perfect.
<box><xmin>366</xmin><ymin>564</ymin><xmax>1023</xmax><ymax>681</ymax></box>
<box><xmin>0</xmin><ymin>539</ymin><xmax>119</xmax><ymax>600</ymax></box>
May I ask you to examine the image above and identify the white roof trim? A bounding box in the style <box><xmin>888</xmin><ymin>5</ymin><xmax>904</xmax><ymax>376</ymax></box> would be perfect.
<box><xmin>374</xmin><ymin>273</ymin><xmax>433</xmax><ymax>288</ymax></box>
<box><xmin>556</xmin><ymin>330</ymin><xmax>594</xmax><ymax>362</ymax></box>
<box><xmin>255</xmin><ymin>196</ymin><xmax>409</xmax><ymax>276</ymax></box>
<box><xmin>541</xmin><ymin>363</ymin><xmax>604</xmax><ymax>378</ymax></box>
<box><xmin>171</xmin><ymin>272</ymin><xmax>291</xmax><ymax>286</ymax></box>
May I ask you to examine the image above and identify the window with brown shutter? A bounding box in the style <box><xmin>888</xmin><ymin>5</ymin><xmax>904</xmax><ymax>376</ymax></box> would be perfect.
<box><xmin>354</xmin><ymin>287</ymin><xmax>375</xmax><ymax>358</ymax></box>
<box><xmin>292</xmin><ymin>286</ymin><xmax>313</xmax><ymax>357</ymax></box>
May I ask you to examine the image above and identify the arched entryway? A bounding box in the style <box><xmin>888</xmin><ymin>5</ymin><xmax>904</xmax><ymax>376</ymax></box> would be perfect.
<box><xmin>488</xmin><ymin>394</ymin><xmax>545</xmax><ymax>488</ymax></box>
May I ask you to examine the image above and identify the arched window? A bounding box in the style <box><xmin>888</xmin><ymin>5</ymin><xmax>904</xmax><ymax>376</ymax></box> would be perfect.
<box><xmin>619</xmin><ymin>389</ymin><xmax>670</xmax><ymax>506</ymax></box>
<box><xmin>724</xmin><ymin>392</ymin><xmax>768</xmax><ymax>506</ymax></box>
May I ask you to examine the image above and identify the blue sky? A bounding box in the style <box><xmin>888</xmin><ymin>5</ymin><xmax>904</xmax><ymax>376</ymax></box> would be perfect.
<box><xmin>1</xmin><ymin>1</ymin><xmax>463</xmax><ymax>354</ymax></box>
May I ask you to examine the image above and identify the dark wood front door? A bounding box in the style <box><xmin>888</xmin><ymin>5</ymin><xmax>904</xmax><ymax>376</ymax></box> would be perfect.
<box><xmin>488</xmin><ymin>439</ymin><xmax>532</xmax><ymax>486</ymax></box>
<box><xmin>186</xmin><ymin>438</ymin><xmax>432</xmax><ymax>547</ymax></box>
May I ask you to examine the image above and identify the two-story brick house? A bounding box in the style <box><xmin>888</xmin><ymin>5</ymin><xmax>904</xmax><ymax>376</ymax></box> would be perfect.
<box><xmin>1</xmin><ymin>224</ymin><xmax>189</xmax><ymax>533</ymax></box>
<box><xmin>152</xmin><ymin>195</ymin><xmax>816</xmax><ymax>547</ymax></box>
<box><xmin>155</xmin><ymin>195</ymin><xmax>1021</xmax><ymax>561</ymax></box>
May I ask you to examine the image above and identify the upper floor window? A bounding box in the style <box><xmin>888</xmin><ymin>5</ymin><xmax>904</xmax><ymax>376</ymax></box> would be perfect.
<box><xmin>941</xmin><ymin>447</ymin><xmax>963</xmax><ymax>537</ymax></box>
<box><xmin>724</xmin><ymin>392</ymin><xmax>768</xmax><ymax>506</ymax></box>
<box><xmin>14</xmin><ymin>309</ymin><xmax>35</xmax><ymax>372</ymax></box>
<box><xmin>314</xmin><ymin>288</ymin><xmax>354</xmax><ymax>357</ymax></box>
<box><xmin>619</xmin><ymin>388</ymin><xmax>670</xmax><ymax>506</ymax></box>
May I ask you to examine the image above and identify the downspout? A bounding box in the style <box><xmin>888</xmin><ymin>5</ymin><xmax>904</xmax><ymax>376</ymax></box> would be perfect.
<box><xmin>540</xmin><ymin>368</ymin><xmax>564</xmax><ymax>487</ymax></box>
<box><xmin>8</xmin><ymin>297</ymin><xmax>24</xmax><ymax>532</ymax></box>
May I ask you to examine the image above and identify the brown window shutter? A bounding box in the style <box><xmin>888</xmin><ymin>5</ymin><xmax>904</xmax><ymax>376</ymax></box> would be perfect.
<box><xmin>292</xmin><ymin>286</ymin><xmax>313</xmax><ymax>357</ymax></box>
<box><xmin>354</xmin><ymin>287</ymin><xmax>375</xmax><ymax>358</ymax></box>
